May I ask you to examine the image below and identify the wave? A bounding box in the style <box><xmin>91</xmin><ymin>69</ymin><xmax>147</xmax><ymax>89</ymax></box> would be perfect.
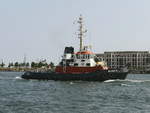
<box><xmin>121</xmin><ymin>83</ymin><xmax>133</xmax><ymax>86</ymax></box>
<box><xmin>104</xmin><ymin>79</ymin><xmax>150</xmax><ymax>83</ymax></box>
<box><xmin>104</xmin><ymin>80</ymin><xmax>116</xmax><ymax>83</ymax></box>
<box><xmin>125</xmin><ymin>79</ymin><xmax>150</xmax><ymax>83</ymax></box>
<box><xmin>15</xmin><ymin>76</ymin><xmax>22</xmax><ymax>80</ymax></box>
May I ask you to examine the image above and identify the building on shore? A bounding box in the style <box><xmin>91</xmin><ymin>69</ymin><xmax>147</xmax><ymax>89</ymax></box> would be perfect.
<box><xmin>96</xmin><ymin>51</ymin><xmax>150</xmax><ymax>71</ymax></box>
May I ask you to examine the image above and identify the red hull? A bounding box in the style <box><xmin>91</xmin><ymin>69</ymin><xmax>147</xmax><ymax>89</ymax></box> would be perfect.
<box><xmin>55</xmin><ymin>66</ymin><xmax>105</xmax><ymax>74</ymax></box>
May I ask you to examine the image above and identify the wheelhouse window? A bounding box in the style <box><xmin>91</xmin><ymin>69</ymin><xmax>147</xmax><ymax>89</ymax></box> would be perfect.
<box><xmin>87</xmin><ymin>54</ymin><xmax>90</xmax><ymax>59</ymax></box>
<box><xmin>83</xmin><ymin>55</ymin><xmax>86</xmax><ymax>59</ymax></box>
<box><xmin>80</xmin><ymin>55</ymin><xmax>83</xmax><ymax>59</ymax></box>
<box><xmin>76</xmin><ymin>54</ymin><xmax>80</xmax><ymax>59</ymax></box>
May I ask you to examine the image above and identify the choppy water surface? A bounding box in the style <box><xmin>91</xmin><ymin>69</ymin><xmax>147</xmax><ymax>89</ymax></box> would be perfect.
<box><xmin>0</xmin><ymin>72</ymin><xmax>150</xmax><ymax>113</ymax></box>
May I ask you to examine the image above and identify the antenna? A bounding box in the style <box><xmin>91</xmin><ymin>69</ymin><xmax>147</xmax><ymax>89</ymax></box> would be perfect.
<box><xmin>77</xmin><ymin>15</ymin><xmax>87</xmax><ymax>51</ymax></box>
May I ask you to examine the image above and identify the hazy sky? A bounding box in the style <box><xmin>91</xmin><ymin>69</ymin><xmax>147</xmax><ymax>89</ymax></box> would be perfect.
<box><xmin>0</xmin><ymin>0</ymin><xmax>150</xmax><ymax>64</ymax></box>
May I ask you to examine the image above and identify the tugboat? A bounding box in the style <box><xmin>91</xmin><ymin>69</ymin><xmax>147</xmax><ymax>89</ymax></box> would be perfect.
<box><xmin>21</xmin><ymin>15</ymin><xmax>128</xmax><ymax>81</ymax></box>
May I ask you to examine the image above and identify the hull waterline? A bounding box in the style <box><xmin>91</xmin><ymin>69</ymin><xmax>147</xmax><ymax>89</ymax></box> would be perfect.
<box><xmin>21</xmin><ymin>71</ymin><xmax>128</xmax><ymax>81</ymax></box>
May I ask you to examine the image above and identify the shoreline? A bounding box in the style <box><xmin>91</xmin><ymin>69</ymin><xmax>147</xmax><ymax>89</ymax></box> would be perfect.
<box><xmin>0</xmin><ymin>67</ymin><xmax>52</xmax><ymax>72</ymax></box>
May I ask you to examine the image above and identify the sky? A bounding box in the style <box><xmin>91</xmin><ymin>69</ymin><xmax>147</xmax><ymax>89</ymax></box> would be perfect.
<box><xmin>0</xmin><ymin>0</ymin><xmax>150</xmax><ymax>65</ymax></box>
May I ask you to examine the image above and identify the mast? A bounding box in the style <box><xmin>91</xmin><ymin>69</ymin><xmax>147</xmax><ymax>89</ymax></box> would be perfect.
<box><xmin>77</xmin><ymin>15</ymin><xmax>87</xmax><ymax>51</ymax></box>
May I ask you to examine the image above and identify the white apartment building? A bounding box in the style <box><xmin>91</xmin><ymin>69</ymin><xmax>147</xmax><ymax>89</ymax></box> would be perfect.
<box><xmin>96</xmin><ymin>51</ymin><xmax>150</xmax><ymax>69</ymax></box>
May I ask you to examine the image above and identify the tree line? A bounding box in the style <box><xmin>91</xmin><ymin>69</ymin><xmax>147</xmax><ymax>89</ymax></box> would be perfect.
<box><xmin>0</xmin><ymin>61</ymin><xmax>55</xmax><ymax>69</ymax></box>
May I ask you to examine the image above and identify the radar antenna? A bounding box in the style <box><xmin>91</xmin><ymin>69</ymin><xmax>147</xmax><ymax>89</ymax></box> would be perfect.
<box><xmin>77</xmin><ymin>15</ymin><xmax>87</xmax><ymax>51</ymax></box>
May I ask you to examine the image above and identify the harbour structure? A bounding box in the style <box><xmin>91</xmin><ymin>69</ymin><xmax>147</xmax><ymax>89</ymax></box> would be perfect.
<box><xmin>96</xmin><ymin>51</ymin><xmax>150</xmax><ymax>70</ymax></box>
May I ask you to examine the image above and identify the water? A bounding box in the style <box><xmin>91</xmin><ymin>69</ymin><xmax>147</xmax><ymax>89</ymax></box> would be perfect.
<box><xmin>0</xmin><ymin>72</ymin><xmax>150</xmax><ymax>113</ymax></box>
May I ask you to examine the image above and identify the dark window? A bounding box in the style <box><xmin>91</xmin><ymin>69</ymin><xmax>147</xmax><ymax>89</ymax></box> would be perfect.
<box><xmin>81</xmin><ymin>60</ymin><xmax>85</xmax><ymax>62</ymax></box>
<box><xmin>86</xmin><ymin>63</ymin><xmax>90</xmax><ymax>66</ymax></box>
<box><xmin>71</xmin><ymin>55</ymin><xmax>74</xmax><ymax>59</ymax></box>
<box><xmin>74</xmin><ymin>63</ymin><xmax>78</xmax><ymax>66</ymax></box>
<box><xmin>83</xmin><ymin>55</ymin><xmax>86</xmax><ymax>59</ymax></box>
<box><xmin>76</xmin><ymin>54</ymin><xmax>79</xmax><ymax>59</ymax></box>
<box><xmin>87</xmin><ymin>55</ymin><xmax>89</xmax><ymax>59</ymax></box>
